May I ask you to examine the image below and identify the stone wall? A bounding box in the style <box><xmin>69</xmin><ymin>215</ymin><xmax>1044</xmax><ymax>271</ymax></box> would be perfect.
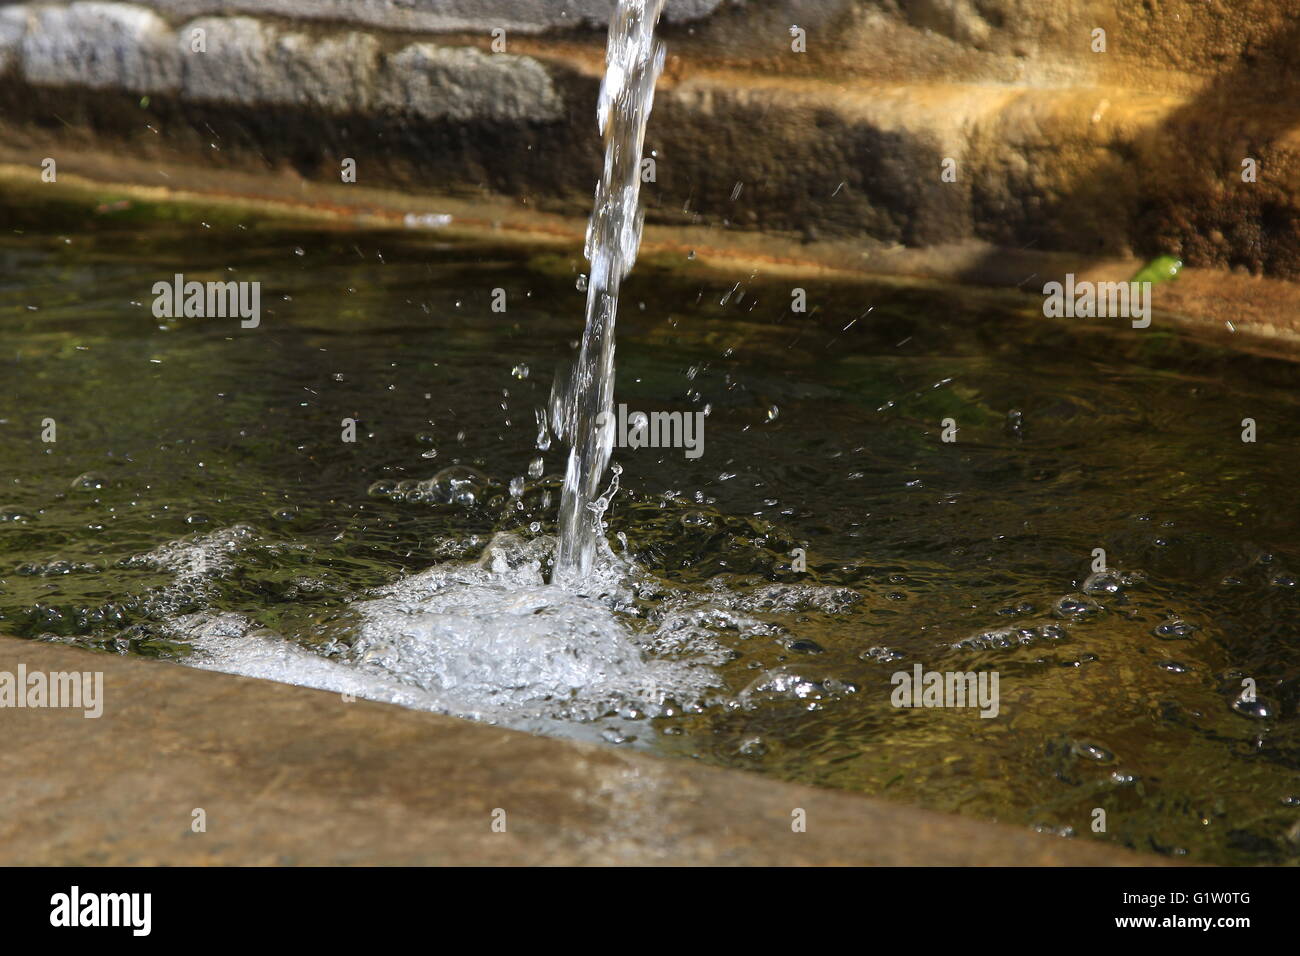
<box><xmin>1</xmin><ymin>0</ymin><xmax>1298</xmax><ymax>278</ymax></box>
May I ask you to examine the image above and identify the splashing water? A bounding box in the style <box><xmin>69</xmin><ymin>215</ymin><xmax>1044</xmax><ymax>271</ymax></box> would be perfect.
<box><xmin>172</xmin><ymin>531</ymin><xmax>728</xmax><ymax>738</ymax></box>
<box><xmin>122</xmin><ymin>1</ymin><xmax>710</xmax><ymax>744</ymax></box>
<box><xmin>552</xmin><ymin>0</ymin><xmax>666</xmax><ymax>588</ymax></box>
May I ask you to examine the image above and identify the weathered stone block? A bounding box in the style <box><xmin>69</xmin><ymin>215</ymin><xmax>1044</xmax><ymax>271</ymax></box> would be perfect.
<box><xmin>20</xmin><ymin>1</ymin><xmax>180</xmax><ymax>93</ymax></box>
<box><xmin>179</xmin><ymin>16</ymin><xmax>381</xmax><ymax>112</ymax></box>
<box><xmin>374</xmin><ymin>43</ymin><xmax>563</xmax><ymax>123</ymax></box>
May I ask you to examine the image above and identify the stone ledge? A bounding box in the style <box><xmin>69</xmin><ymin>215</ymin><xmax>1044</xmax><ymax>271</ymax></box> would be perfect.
<box><xmin>139</xmin><ymin>0</ymin><xmax>727</xmax><ymax>34</ymax></box>
<box><xmin>1</xmin><ymin>3</ymin><xmax>567</xmax><ymax>120</ymax></box>
<box><xmin>0</xmin><ymin>636</ymin><xmax>1170</xmax><ymax>865</ymax></box>
<box><xmin>5</xmin><ymin>153</ymin><xmax>1299</xmax><ymax>358</ymax></box>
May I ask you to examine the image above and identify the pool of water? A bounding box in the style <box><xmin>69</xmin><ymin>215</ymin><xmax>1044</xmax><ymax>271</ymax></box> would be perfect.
<box><xmin>2</xmin><ymin>188</ymin><xmax>1298</xmax><ymax>864</ymax></box>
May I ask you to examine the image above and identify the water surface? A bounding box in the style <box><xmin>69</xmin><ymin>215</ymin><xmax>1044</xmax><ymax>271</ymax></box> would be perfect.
<box><xmin>2</xmin><ymin>190</ymin><xmax>1298</xmax><ymax>864</ymax></box>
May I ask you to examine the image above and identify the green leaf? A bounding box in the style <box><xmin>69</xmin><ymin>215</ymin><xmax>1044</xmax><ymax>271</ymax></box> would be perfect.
<box><xmin>1131</xmin><ymin>255</ymin><xmax>1182</xmax><ymax>284</ymax></box>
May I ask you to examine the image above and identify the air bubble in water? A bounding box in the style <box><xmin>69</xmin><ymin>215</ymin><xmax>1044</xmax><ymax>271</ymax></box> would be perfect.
<box><xmin>1153</xmin><ymin>618</ymin><xmax>1197</xmax><ymax>640</ymax></box>
<box><xmin>71</xmin><ymin>472</ymin><xmax>107</xmax><ymax>491</ymax></box>
<box><xmin>1232</xmin><ymin>697</ymin><xmax>1274</xmax><ymax>720</ymax></box>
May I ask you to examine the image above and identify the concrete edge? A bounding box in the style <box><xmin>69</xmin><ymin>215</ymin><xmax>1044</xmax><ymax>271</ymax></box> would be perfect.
<box><xmin>0</xmin><ymin>636</ymin><xmax>1177</xmax><ymax>865</ymax></box>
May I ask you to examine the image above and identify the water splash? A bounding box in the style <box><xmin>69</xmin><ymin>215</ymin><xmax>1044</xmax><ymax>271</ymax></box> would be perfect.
<box><xmin>170</xmin><ymin>531</ymin><xmax>729</xmax><ymax>737</ymax></box>
<box><xmin>553</xmin><ymin>0</ymin><xmax>666</xmax><ymax>588</ymax></box>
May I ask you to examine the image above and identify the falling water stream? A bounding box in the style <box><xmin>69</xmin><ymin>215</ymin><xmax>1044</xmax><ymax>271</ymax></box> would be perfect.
<box><xmin>552</xmin><ymin>0</ymin><xmax>665</xmax><ymax>587</ymax></box>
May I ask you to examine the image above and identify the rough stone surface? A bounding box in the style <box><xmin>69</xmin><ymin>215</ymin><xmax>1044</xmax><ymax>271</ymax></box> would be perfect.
<box><xmin>139</xmin><ymin>0</ymin><xmax>726</xmax><ymax>33</ymax></box>
<box><xmin>0</xmin><ymin>7</ymin><xmax>23</xmax><ymax>73</ymax></box>
<box><xmin>19</xmin><ymin>1</ymin><xmax>180</xmax><ymax>92</ymax></box>
<box><xmin>180</xmin><ymin>16</ymin><xmax>381</xmax><ymax>111</ymax></box>
<box><xmin>375</xmin><ymin>42</ymin><xmax>564</xmax><ymax>122</ymax></box>
<box><xmin>6</xmin><ymin>4</ymin><xmax>566</xmax><ymax>119</ymax></box>
<box><xmin>0</xmin><ymin>637</ymin><xmax>1168</xmax><ymax>865</ymax></box>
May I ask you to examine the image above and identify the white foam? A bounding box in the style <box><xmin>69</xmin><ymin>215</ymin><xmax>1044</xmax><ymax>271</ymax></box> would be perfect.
<box><xmin>167</xmin><ymin>530</ymin><xmax>725</xmax><ymax>734</ymax></box>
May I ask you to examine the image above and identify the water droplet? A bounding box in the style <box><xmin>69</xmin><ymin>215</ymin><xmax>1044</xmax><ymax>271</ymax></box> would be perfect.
<box><xmin>534</xmin><ymin>407</ymin><xmax>551</xmax><ymax>451</ymax></box>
